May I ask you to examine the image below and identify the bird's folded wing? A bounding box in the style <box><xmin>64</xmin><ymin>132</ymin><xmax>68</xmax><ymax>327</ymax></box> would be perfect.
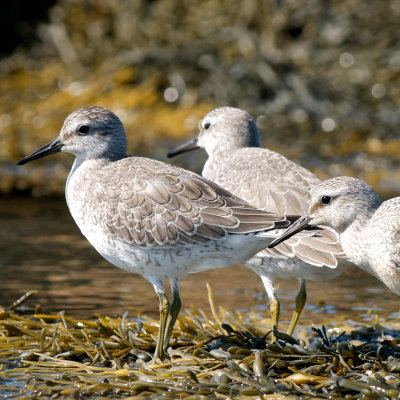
<box><xmin>102</xmin><ymin>158</ymin><xmax>291</xmax><ymax>247</ymax></box>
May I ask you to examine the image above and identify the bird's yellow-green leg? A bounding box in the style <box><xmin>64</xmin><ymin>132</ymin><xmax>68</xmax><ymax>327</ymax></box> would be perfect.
<box><xmin>287</xmin><ymin>279</ymin><xmax>307</xmax><ymax>336</ymax></box>
<box><xmin>261</xmin><ymin>275</ymin><xmax>280</xmax><ymax>341</ymax></box>
<box><xmin>270</xmin><ymin>295</ymin><xmax>280</xmax><ymax>328</ymax></box>
<box><xmin>163</xmin><ymin>278</ymin><xmax>181</xmax><ymax>354</ymax></box>
<box><xmin>153</xmin><ymin>282</ymin><xmax>170</xmax><ymax>360</ymax></box>
<box><xmin>270</xmin><ymin>294</ymin><xmax>280</xmax><ymax>341</ymax></box>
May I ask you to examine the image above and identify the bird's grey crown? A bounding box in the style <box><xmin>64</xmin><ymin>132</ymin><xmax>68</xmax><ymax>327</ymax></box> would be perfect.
<box><xmin>313</xmin><ymin>176</ymin><xmax>379</xmax><ymax>198</ymax></box>
<box><xmin>64</xmin><ymin>106</ymin><xmax>122</xmax><ymax>125</ymax></box>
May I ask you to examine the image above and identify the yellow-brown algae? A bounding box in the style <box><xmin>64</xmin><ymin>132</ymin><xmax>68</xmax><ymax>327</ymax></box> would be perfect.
<box><xmin>2</xmin><ymin>291</ymin><xmax>400</xmax><ymax>398</ymax></box>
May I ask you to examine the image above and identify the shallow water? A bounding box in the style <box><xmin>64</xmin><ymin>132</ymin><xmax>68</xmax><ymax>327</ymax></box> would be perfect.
<box><xmin>1</xmin><ymin>196</ymin><xmax>399</xmax><ymax>331</ymax></box>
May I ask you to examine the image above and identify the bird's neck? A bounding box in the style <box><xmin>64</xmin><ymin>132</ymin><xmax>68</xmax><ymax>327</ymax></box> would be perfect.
<box><xmin>339</xmin><ymin>207</ymin><xmax>376</xmax><ymax>268</ymax></box>
<box><xmin>65</xmin><ymin>157</ymin><xmax>110</xmax><ymax>206</ymax></box>
<box><xmin>202</xmin><ymin>146</ymin><xmax>239</xmax><ymax>180</ymax></box>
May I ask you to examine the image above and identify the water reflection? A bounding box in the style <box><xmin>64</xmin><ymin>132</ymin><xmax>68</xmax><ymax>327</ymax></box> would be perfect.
<box><xmin>1</xmin><ymin>197</ymin><xmax>399</xmax><ymax>330</ymax></box>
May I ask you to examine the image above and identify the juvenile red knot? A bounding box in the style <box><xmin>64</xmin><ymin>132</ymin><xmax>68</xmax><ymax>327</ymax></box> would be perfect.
<box><xmin>168</xmin><ymin>106</ymin><xmax>348</xmax><ymax>336</ymax></box>
<box><xmin>18</xmin><ymin>106</ymin><xmax>306</xmax><ymax>360</ymax></box>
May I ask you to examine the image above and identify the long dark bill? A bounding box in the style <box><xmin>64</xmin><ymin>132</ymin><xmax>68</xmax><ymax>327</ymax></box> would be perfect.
<box><xmin>167</xmin><ymin>136</ymin><xmax>199</xmax><ymax>158</ymax></box>
<box><xmin>17</xmin><ymin>138</ymin><xmax>63</xmax><ymax>165</ymax></box>
<box><xmin>268</xmin><ymin>215</ymin><xmax>312</xmax><ymax>248</ymax></box>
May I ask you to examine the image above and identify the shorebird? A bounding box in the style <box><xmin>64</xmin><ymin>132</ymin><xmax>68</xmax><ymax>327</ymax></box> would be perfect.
<box><xmin>17</xmin><ymin>106</ymin><xmax>305</xmax><ymax>360</ymax></box>
<box><xmin>168</xmin><ymin>107</ymin><xmax>347</xmax><ymax>335</ymax></box>
<box><xmin>269</xmin><ymin>176</ymin><xmax>400</xmax><ymax>296</ymax></box>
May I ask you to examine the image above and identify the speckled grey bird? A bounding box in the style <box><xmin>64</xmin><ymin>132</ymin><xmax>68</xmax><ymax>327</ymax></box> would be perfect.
<box><xmin>17</xmin><ymin>106</ymin><xmax>305</xmax><ymax>360</ymax></box>
<box><xmin>269</xmin><ymin>176</ymin><xmax>400</xmax><ymax>296</ymax></box>
<box><xmin>168</xmin><ymin>107</ymin><xmax>348</xmax><ymax>335</ymax></box>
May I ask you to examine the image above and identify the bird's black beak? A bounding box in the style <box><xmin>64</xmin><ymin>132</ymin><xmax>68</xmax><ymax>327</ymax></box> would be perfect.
<box><xmin>268</xmin><ymin>215</ymin><xmax>312</xmax><ymax>248</ymax></box>
<box><xmin>17</xmin><ymin>137</ymin><xmax>63</xmax><ymax>165</ymax></box>
<box><xmin>167</xmin><ymin>136</ymin><xmax>199</xmax><ymax>158</ymax></box>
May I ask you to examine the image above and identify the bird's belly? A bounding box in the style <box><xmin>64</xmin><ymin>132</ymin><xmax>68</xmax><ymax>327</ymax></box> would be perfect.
<box><xmin>68</xmin><ymin>202</ymin><xmax>268</xmax><ymax>282</ymax></box>
<box><xmin>84</xmin><ymin>234</ymin><xmax>256</xmax><ymax>282</ymax></box>
<box><xmin>246</xmin><ymin>253</ymin><xmax>344</xmax><ymax>281</ymax></box>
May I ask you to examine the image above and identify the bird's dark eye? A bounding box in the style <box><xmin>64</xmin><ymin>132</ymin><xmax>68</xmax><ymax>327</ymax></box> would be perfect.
<box><xmin>204</xmin><ymin>122</ymin><xmax>211</xmax><ymax>130</ymax></box>
<box><xmin>78</xmin><ymin>125</ymin><xmax>90</xmax><ymax>135</ymax></box>
<box><xmin>321</xmin><ymin>195</ymin><xmax>332</xmax><ymax>205</ymax></box>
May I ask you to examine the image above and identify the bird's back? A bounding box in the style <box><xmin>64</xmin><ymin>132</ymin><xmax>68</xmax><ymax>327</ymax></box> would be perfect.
<box><xmin>203</xmin><ymin>146</ymin><xmax>344</xmax><ymax>270</ymax></box>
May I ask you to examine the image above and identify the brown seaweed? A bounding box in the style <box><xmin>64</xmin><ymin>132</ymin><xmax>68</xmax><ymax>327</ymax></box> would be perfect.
<box><xmin>1</xmin><ymin>291</ymin><xmax>400</xmax><ymax>399</ymax></box>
